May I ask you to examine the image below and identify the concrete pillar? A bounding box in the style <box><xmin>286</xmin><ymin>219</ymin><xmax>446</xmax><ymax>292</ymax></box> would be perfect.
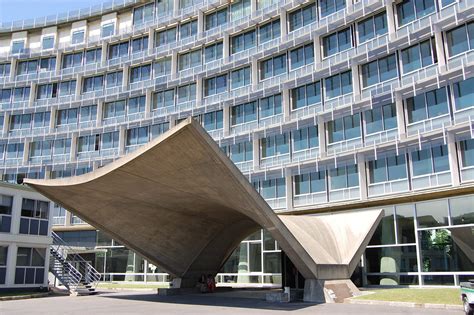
<box><xmin>145</xmin><ymin>88</ymin><xmax>153</xmax><ymax>118</ymax></box>
<box><xmin>75</xmin><ymin>75</ymin><xmax>82</xmax><ymax>101</ymax></box>
<box><xmin>251</xmin><ymin>0</ymin><xmax>257</xmax><ymax>14</ymax></box>
<box><xmin>49</xmin><ymin>107</ymin><xmax>56</xmax><ymax>130</ymax></box>
<box><xmin>70</xmin><ymin>133</ymin><xmax>78</xmax><ymax>162</ymax></box>
<box><xmin>313</xmin><ymin>35</ymin><xmax>322</xmax><ymax>68</ymax></box>
<box><xmin>65</xmin><ymin>210</ymin><xmax>73</xmax><ymax>226</ymax></box>
<box><xmin>280</xmin><ymin>10</ymin><xmax>287</xmax><ymax>38</ymax></box>
<box><xmin>10</xmin><ymin>193</ymin><xmax>22</xmax><ymax>234</ymax></box>
<box><xmin>171</xmin><ymin>51</ymin><xmax>178</xmax><ymax>80</ymax></box>
<box><xmin>357</xmin><ymin>153</ymin><xmax>368</xmax><ymax>200</ymax></box>
<box><xmin>28</xmin><ymin>83</ymin><xmax>36</xmax><ymax>107</ymax></box>
<box><xmin>96</xmin><ymin>100</ymin><xmax>104</xmax><ymax>127</ymax></box>
<box><xmin>223</xmin><ymin>104</ymin><xmax>230</xmax><ymax>137</ymax></box>
<box><xmin>122</xmin><ymin>65</ymin><xmax>129</xmax><ymax>88</ymax></box>
<box><xmin>251</xmin><ymin>58</ymin><xmax>259</xmax><ymax>88</ymax></box>
<box><xmin>101</xmin><ymin>41</ymin><xmax>108</xmax><ymax>66</ymax></box>
<box><xmin>169</xmin><ymin>116</ymin><xmax>177</xmax><ymax>128</ymax></box>
<box><xmin>351</xmin><ymin>64</ymin><xmax>360</xmax><ymax>101</ymax></box>
<box><xmin>386</xmin><ymin>2</ymin><xmax>396</xmax><ymax>41</ymax></box>
<box><xmin>318</xmin><ymin>116</ymin><xmax>327</xmax><ymax>157</ymax></box>
<box><xmin>282</xmin><ymin>88</ymin><xmax>291</xmax><ymax>122</ymax></box>
<box><xmin>119</xmin><ymin>125</ymin><xmax>126</xmax><ymax>156</ymax></box>
<box><xmin>285</xmin><ymin>168</ymin><xmax>293</xmax><ymax>211</ymax></box>
<box><xmin>434</xmin><ymin>28</ymin><xmax>446</xmax><ymax>72</ymax></box>
<box><xmin>5</xmin><ymin>244</ymin><xmax>18</xmax><ymax>287</ymax></box>
<box><xmin>447</xmin><ymin>132</ymin><xmax>460</xmax><ymax>186</ymax></box>
<box><xmin>22</xmin><ymin>139</ymin><xmax>30</xmax><ymax>164</ymax></box>
<box><xmin>394</xmin><ymin>92</ymin><xmax>406</xmax><ymax>139</ymax></box>
<box><xmin>3</xmin><ymin>113</ymin><xmax>10</xmax><ymax>136</ymax></box>
<box><xmin>223</xmin><ymin>33</ymin><xmax>230</xmax><ymax>60</ymax></box>
<box><xmin>196</xmin><ymin>78</ymin><xmax>203</xmax><ymax>106</ymax></box>
<box><xmin>148</xmin><ymin>28</ymin><xmax>155</xmax><ymax>54</ymax></box>
<box><xmin>9</xmin><ymin>58</ymin><xmax>17</xmax><ymax>80</ymax></box>
<box><xmin>197</xmin><ymin>10</ymin><xmax>204</xmax><ymax>35</ymax></box>
<box><xmin>55</xmin><ymin>51</ymin><xmax>62</xmax><ymax>76</ymax></box>
<box><xmin>252</xmin><ymin>132</ymin><xmax>260</xmax><ymax>170</ymax></box>
<box><xmin>174</xmin><ymin>0</ymin><xmax>180</xmax><ymax>14</ymax></box>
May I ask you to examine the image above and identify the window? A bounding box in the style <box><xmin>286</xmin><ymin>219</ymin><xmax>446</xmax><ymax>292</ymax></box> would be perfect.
<box><xmin>293</xmin><ymin>125</ymin><xmax>318</xmax><ymax>151</ymax></box>
<box><xmin>396</xmin><ymin>0</ymin><xmax>435</xmax><ymax>27</ymax></box>
<box><xmin>53</xmin><ymin>138</ymin><xmax>71</xmax><ymax>155</ymax></box>
<box><xmin>180</xmin><ymin>20</ymin><xmax>197</xmax><ymax>39</ymax></box>
<box><xmin>12</xmin><ymin>86</ymin><xmax>30</xmax><ymax>101</ymax></box>
<box><xmin>127</xmin><ymin>126</ymin><xmax>149</xmax><ymax>146</ymax></box>
<box><xmin>205</xmin><ymin>42</ymin><xmax>223</xmax><ymax>63</ymax></box>
<box><xmin>101</xmin><ymin>23</ymin><xmax>115</xmax><ymax>38</ymax></box>
<box><xmin>361</xmin><ymin>54</ymin><xmax>397</xmax><ymax>87</ymax></box>
<box><xmin>57</xmin><ymin>108</ymin><xmax>78</xmax><ymax>125</ymax></box>
<box><xmin>0</xmin><ymin>195</ymin><xmax>13</xmax><ymax>233</ymax></box>
<box><xmin>0</xmin><ymin>195</ymin><xmax>13</xmax><ymax>215</ymax></box>
<box><xmin>39</xmin><ymin>57</ymin><xmax>56</xmax><ymax>71</ymax></box>
<box><xmin>288</xmin><ymin>3</ymin><xmax>316</xmax><ymax>32</ymax></box>
<box><xmin>109</xmin><ymin>41</ymin><xmax>129</xmax><ymax>59</ymax></box>
<box><xmin>6</xmin><ymin>143</ymin><xmax>24</xmax><ymax>159</ymax></box>
<box><xmin>80</xmin><ymin>105</ymin><xmax>97</xmax><ymax>122</ymax></box>
<box><xmin>128</xmin><ymin>96</ymin><xmax>146</xmax><ymax>114</ymax></box>
<box><xmin>230</xmin><ymin>0</ymin><xmax>251</xmax><ymax>21</ymax></box>
<box><xmin>71</xmin><ymin>30</ymin><xmax>85</xmax><ymax>44</ymax></box>
<box><xmin>411</xmin><ymin>145</ymin><xmax>449</xmax><ymax>176</ymax></box>
<box><xmin>446</xmin><ymin>22</ymin><xmax>474</xmax><ymax>57</ymax></box>
<box><xmin>178</xmin><ymin>83</ymin><xmax>196</xmax><ymax>103</ymax></box>
<box><xmin>42</xmin><ymin>36</ymin><xmax>54</xmax><ymax>49</ymax></box>
<box><xmin>259</xmin><ymin>19</ymin><xmax>280</xmax><ymax>43</ymax></box>
<box><xmin>178</xmin><ymin>49</ymin><xmax>202</xmax><ymax>71</ymax></box>
<box><xmin>231</xmin><ymin>101</ymin><xmax>257</xmax><ymax>125</ymax></box>
<box><xmin>291</xmin><ymin>81</ymin><xmax>321</xmax><ymax>109</ymax></box>
<box><xmin>105</xmin><ymin>71</ymin><xmax>123</xmax><ymax>88</ymax></box>
<box><xmin>132</xmin><ymin>35</ymin><xmax>148</xmax><ymax>54</ymax></box>
<box><xmin>104</xmin><ymin>100</ymin><xmax>126</xmax><ymax>119</ymax></box>
<box><xmin>151</xmin><ymin>122</ymin><xmax>169</xmax><ymax>138</ymax></box>
<box><xmin>32</xmin><ymin>112</ymin><xmax>50</xmax><ymax>128</ymax></box>
<box><xmin>255</xmin><ymin>178</ymin><xmax>286</xmax><ymax>199</ymax></box>
<box><xmin>290</xmin><ymin>43</ymin><xmax>314</xmax><ymax>69</ymax></box>
<box><xmin>365</xmin><ymin>103</ymin><xmax>397</xmax><ymax>134</ymax></box>
<box><xmin>30</xmin><ymin>140</ymin><xmax>52</xmax><ymax>158</ymax></box>
<box><xmin>154</xmin><ymin>57</ymin><xmax>171</xmax><ymax>76</ymax></box>
<box><xmin>205</xmin><ymin>8</ymin><xmax>228</xmax><ymax>30</ymax></box>
<box><xmin>460</xmin><ymin>139</ymin><xmax>474</xmax><ymax>168</ymax></box>
<box><xmin>453</xmin><ymin>77</ymin><xmax>474</xmax><ymax>111</ymax></box>
<box><xmin>154</xmin><ymin>89</ymin><xmax>175</xmax><ymax>109</ymax></box>
<box><xmin>102</xmin><ymin>131</ymin><xmax>120</xmax><ymax>149</ymax></box>
<box><xmin>357</xmin><ymin>12</ymin><xmax>388</xmax><ymax>44</ymax></box>
<box><xmin>231</xmin><ymin>66</ymin><xmax>251</xmax><ymax>89</ymax></box>
<box><xmin>325</xmin><ymin>70</ymin><xmax>352</xmax><ymax>99</ymax></box>
<box><xmin>62</xmin><ymin>52</ymin><xmax>83</xmax><ymax>68</ymax></box>
<box><xmin>406</xmin><ymin>87</ymin><xmax>449</xmax><ymax>123</ymax></box>
<box><xmin>85</xmin><ymin>48</ymin><xmax>101</xmax><ymax>64</ymax></box>
<box><xmin>261</xmin><ymin>133</ymin><xmax>289</xmax><ymax>157</ymax></box>
<box><xmin>133</xmin><ymin>2</ymin><xmax>154</xmax><ymax>25</ymax></box>
<box><xmin>58</xmin><ymin>80</ymin><xmax>76</xmax><ymax>96</ymax></box>
<box><xmin>130</xmin><ymin>64</ymin><xmax>151</xmax><ymax>83</ymax></box>
<box><xmin>202</xmin><ymin>110</ymin><xmax>223</xmax><ymax>131</ymax></box>
<box><xmin>401</xmin><ymin>38</ymin><xmax>436</xmax><ymax>74</ymax></box>
<box><xmin>204</xmin><ymin>74</ymin><xmax>228</xmax><ymax>96</ymax></box>
<box><xmin>368</xmin><ymin>154</ymin><xmax>407</xmax><ymax>183</ymax></box>
<box><xmin>329</xmin><ymin>165</ymin><xmax>358</xmax><ymax>189</ymax></box>
<box><xmin>0</xmin><ymin>89</ymin><xmax>12</xmax><ymax>103</ymax></box>
<box><xmin>260</xmin><ymin>54</ymin><xmax>286</xmax><ymax>80</ymax></box>
<box><xmin>294</xmin><ymin>170</ymin><xmax>325</xmax><ymax>195</ymax></box>
<box><xmin>11</xmin><ymin>40</ymin><xmax>24</xmax><ymax>54</ymax></box>
<box><xmin>15</xmin><ymin>247</ymin><xmax>46</xmax><ymax>285</ymax></box>
<box><xmin>327</xmin><ymin>113</ymin><xmax>361</xmax><ymax>143</ymax></box>
<box><xmin>17</xmin><ymin>59</ymin><xmax>40</xmax><ymax>75</ymax></box>
<box><xmin>20</xmin><ymin>199</ymin><xmax>49</xmax><ymax>236</ymax></box>
<box><xmin>78</xmin><ymin>134</ymin><xmax>100</xmax><ymax>152</ymax></box>
<box><xmin>260</xmin><ymin>94</ymin><xmax>282</xmax><ymax>118</ymax></box>
<box><xmin>229</xmin><ymin>141</ymin><xmax>253</xmax><ymax>163</ymax></box>
<box><xmin>320</xmin><ymin>0</ymin><xmax>345</xmax><ymax>18</ymax></box>
<box><xmin>10</xmin><ymin>114</ymin><xmax>31</xmax><ymax>130</ymax></box>
<box><xmin>155</xmin><ymin>27</ymin><xmax>177</xmax><ymax>47</ymax></box>
<box><xmin>82</xmin><ymin>75</ymin><xmax>104</xmax><ymax>93</ymax></box>
<box><xmin>0</xmin><ymin>63</ymin><xmax>11</xmax><ymax>77</ymax></box>
<box><xmin>231</xmin><ymin>30</ymin><xmax>256</xmax><ymax>54</ymax></box>
<box><xmin>37</xmin><ymin>82</ymin><xmax>58</xmax><ymax>99</ymax></box>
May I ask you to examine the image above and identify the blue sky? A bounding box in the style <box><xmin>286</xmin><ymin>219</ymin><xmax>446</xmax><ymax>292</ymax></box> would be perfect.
<box><xmin>0</xmin><ymin>0</ymin><xmax>101</xmax><ymax>23</ymax></box>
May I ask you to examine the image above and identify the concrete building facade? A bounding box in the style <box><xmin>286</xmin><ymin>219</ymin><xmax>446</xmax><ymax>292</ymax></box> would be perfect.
<box><xmin>0</xmin><ymin>0</ymin><xmax>473</xmax><ymax>288</ymax></box>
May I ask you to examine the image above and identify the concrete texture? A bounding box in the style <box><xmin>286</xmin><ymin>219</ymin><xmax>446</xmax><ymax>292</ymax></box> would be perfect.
<box><xmin>0</xmin><ymin>290</ymin><xmax>462</xmax><ymax>315</ymax></box>
<box><xmin>25</xmin><ymin>119</ymin><xmax>383</xmax><ymax>302</ymax></box>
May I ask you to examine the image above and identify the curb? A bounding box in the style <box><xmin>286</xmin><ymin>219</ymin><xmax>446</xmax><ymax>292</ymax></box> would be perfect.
<box><xmin>0</xmin><ymin>292</ymin><xmax>50</xmax><ymax>301</ymax></box>
<box><xmin>96</xmin><ymin>287</ymin><xmax>162</xmax><ymax>292</ymax></box>
<box><xmin>345</xmin><ymin>297</ymin><xmax>463</xmax><ymax>310</ymax></box>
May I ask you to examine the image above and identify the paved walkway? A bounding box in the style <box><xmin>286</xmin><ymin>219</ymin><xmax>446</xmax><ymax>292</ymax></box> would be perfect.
<box><xmin>0</xmin><ymin>290</ymin><xmax>463</xmax><ymax>315</ymax></box>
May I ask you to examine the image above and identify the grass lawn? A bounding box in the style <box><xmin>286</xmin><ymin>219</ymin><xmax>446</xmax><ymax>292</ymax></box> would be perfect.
<box><xmin>354</xmin><ymin>288</ymin><xmax>461</xmax><ymax>305</ymax></box>
<box><xmin>97</xmin><ymin>282</ymin><xmax>169</xmax><ymax>289</ymax></box>
<box><xmin>0</xmin><ymin>291</ymin><xmax>45</xmax><ymax>298</ymax></box>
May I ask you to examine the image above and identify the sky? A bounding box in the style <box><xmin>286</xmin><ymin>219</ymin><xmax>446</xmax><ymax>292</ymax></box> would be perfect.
<box><xmin>0</xmin><ymin>0</ymin><xmax>102</xmax><ymax>24</ymax></box>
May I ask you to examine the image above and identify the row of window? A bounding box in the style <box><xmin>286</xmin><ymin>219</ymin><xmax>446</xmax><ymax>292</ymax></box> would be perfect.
<box><xmin>0</xmin><ymin>246</ymin><xmax>46</xmax><ymax>285</ymax></box>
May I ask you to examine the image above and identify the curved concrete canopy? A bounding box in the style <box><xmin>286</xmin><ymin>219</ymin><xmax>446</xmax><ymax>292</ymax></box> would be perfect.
<box><xmin>25</xmin><ymin>118</ymin><xmax>382</xmax><ymax>286</ymax></box>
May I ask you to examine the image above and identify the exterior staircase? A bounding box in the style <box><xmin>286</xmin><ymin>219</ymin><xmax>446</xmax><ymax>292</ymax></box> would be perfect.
<box><xmin>49</xmin><ymin>232</ymin><xmax>101</xmax><ymax>295</ymax></box>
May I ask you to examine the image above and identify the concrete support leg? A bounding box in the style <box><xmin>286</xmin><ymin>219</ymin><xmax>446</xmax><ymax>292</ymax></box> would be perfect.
<box><xmin>304</xmin><ymin>279</ymin><xmax>362</xmax><ymax>303</ymax></box>
<box><xmin>303</xmin><ymin>279</ymin><xmax>329</xmax><ymax>303</ymax></box>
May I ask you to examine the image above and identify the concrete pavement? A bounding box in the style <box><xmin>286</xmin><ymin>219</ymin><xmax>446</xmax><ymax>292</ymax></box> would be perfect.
<box><xmin>0</xmin><ymin>290</ymin><xmax>463</xmax><ymax>315</ymax></box>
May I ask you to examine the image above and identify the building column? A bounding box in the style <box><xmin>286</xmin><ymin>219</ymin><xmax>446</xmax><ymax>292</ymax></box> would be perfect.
<box><xmin>251</xmin><ymin>0</ymin><xmax>257</xmax><ymax>14</ymax></box>
<box><xmin>174</xmin><ymin>0</ymin><xmax>181</xmax><ymax>15</ymax></box>
<box><xmin>145</xmin><ymin>88</ymin><xmax>153</xmax><ymax>118</ymax></box>
<box><xmin>447</xmin><ymin>132</ymin><xmax>461</xmax><ymax>186</ymax></box>
<box><xmin>394</xmin><ymin>92</ymin><xmax>406</xmax><ymax>139</ymax></box>
<box><xmin>96</xmin><ymin>100</ymin><xmax>104</xmax><ymax>127</ymax></box>
<box><xmin>434</xmin><ymin>28</ymin><xmax>446</xmax><ymax>72</ymax></box>
<box><xmin>169</xmin><ymin>115</ymin><xmax>177</xmax><ymax>128</ymax></box>
<box><xmin>351</xmin><ymin>64</ymin><xmax>361</xmax><ymax>101</ymax></box>
<box><xmin>28</xmin><ymin>83</ymin><xmax>36</xmax><ymax>107</ymax></box>
<box><xmin>280</xmin><ymin>9</ymin><xmax>287</xmax><ymax>38</ymax></box>
<box><xmin>101</xmin><ymin>41</ymin><xmax>108</xmax><ymax>67</ymax></box>
<box><xmin>223</xmin><ymin>104</ymin><xmax>230</xmax><ymax>137</ymax></box>
<box><xmin>223</xmin><ymin>33</ymin><xmax>230</xmax><ymax>61</ymax></box>
<box><xmin>357</xmin><ymin>153</ymin><xmax>368</xmax><ymax>200</ymax></box>
<box><xmin>9</xmin><ymin>58</ymin><xmax>17</xmax><ymax>80</ymax></box>
<box><xmin>196</xmin><ymin>78</ymin><xmax>203</xmax><ymax>107</ymax></box>
<box><xmin>49</xmin><ymin>107</ymin><xmax>56</xmax><ymax>131</ymax></box>
<box><xmin>318</xmin><ymin>116</ymin><xmax>327</xmax><ymax>157</ymax></box>
<box><xmin>251</xmin><ymin>58</ymin><xmax>259</xmax><ymax>88</ymax></box>
<box><xmin>65</xmin><ymin>210</ymin><xmax>73</xmax><ymax>227</ymax></box>
<box><xmin>3</xmin><ymin>113</ymin><xmax>10</xmax><ymax>136</ymax></box>
<box><xmin>10</xmin><ymin>193</ymin><xmax>23</xmax><ymax>234</ymax></box>
<box><xmin>22</xmin><ymin>139</ymin><xmax>30</xmax><ymax>164</ymax></box>
<box><xmin>148</xmin><ymin>28</ymin><xmax>155</xmax><ymax>54</ymax></box>
<box><xmin>122</xmin><ymin>65</ymin><xmax>129</xmax><ymax>88</ymax></box>
<box><xmin>55</xmin><ymin>51</ymin><xmax>62</xmax><ymax>76</ymax></box>
<box><xmin>313</xmin><ymin>35</ymin><xmax>322</xmax><ymax>66</ymax></box>
<box><xmin>197</xmin><ymin>10</ymin><xmax>204</xmax><ymax>35</ymax></box>
<box><xmin>118</xmin><ymin>125</ymin><xmax>126</xmax><ymax>156</ymax></box>
<box><xmin>171</xmin><ymin>51</ymin><xmax>178</xmax><ymax>80</ymax></box>
<box><xmin>70</xmin><ymin>133</ymin><xmax>78</xmax><ymax>162</ymax></box>
<box><xmin>285</xmin><ymin>168</ymin><xmax>293</xmax><ymax>211</ymax></box>
<box><xmin>282</xmin><ymin>88</ymin><xmax>291</xmax><ymax>122</ymax></box>
<box><xmin>252</xmin><ymin>132</ymin><xmax>260</xmax><ymax>170</ymax></box>
<box><xmin>5</xmin><ymin>244</ymin><xmax>18</xmax><ymax>287</ymax></box>
<box><xmin>386</xmin><ymin>2</ymin><xmax>396</xmax><ymax>41</ymax></box>
<box><xmin>74</xmin><ymin>75</ymin><xmax>82</xmax><ymax>101</ymax></box>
